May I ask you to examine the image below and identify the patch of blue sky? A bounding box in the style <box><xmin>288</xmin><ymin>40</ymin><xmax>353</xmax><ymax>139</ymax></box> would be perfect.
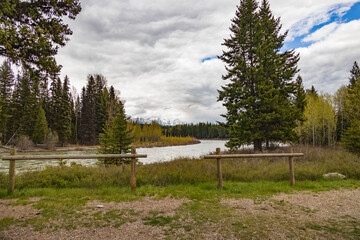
<box><xmin>283</xmin><ymin>1</ymin><xmax>360</xmax><ymax>51</ymax></box>
<box><xmin>201</xmin><ymin>56</ymin><xmax>218</xmax><ymax>63</ymax></box>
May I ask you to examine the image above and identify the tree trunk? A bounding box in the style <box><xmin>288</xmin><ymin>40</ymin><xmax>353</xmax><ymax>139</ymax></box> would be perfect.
<box><xmin>253</xmin><ymin>139</ymin><xmax>262</xmax><ymax>152</ymax></box>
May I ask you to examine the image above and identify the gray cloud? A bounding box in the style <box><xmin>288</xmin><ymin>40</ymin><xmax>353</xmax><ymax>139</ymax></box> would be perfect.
<box><xmin>55</xmin><ymin>0</ymin><xmax>360</xmax><ymax>123</ymax></box>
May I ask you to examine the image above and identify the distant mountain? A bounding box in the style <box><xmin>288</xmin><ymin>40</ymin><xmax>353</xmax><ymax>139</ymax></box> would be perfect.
<box><xmin>131</xmin><ymin>117</ymin><xmax>185</xmax><ymax>126</ymax></box>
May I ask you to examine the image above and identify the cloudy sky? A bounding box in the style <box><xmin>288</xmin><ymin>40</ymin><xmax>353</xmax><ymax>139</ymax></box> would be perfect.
<box><xmin>55</xmin><ymin>0</ymin><xmax>360</xmax><ymax>124</ymax></box>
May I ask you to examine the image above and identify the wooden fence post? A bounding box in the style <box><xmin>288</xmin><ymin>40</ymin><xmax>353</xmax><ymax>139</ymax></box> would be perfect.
<box><xmin>131</xmin><ymin>147</ymin><xmax>136</xmax><ymax>191</ymax></box>
<box><xmin>8</xmin><ymin>149</ymin><xmax>16</xmax><ymax>194</ymax></box>
<box><xmin>289</xmin><ymin>147</ymin><xmax>295</xmax><ymax>186</ymax></box>
<box><xmin>216</xmin><ymin>148</ymin><xmax>223</xmax><ymax>190</ymax></box>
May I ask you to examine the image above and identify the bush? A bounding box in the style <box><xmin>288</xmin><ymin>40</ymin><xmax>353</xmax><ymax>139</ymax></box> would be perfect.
<box><xmin>45</xmin><ymin>129</ymin><xmax>59</xmax><ymax>150</ymax></box>
<box><xmin>15</xmin><ymin>135</ymin><xmax>34</xmax><ymax>150</ymax></box>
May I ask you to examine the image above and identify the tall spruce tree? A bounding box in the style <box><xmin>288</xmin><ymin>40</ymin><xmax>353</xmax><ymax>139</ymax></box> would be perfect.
<box><xmin>79</xmin><ymin>75</ymin><xmax>97</xmax><ymax>145</ymax></box>
<box><xmin>342</xmin><ymin>61</ymin><xmax>360</xmax><ymax>154</ymax></box>
<box><xmin>59</xmin><ymin>76</ymin><xmax>72</xmax><ymax>144</ymax></box>
<box><xmin>349</xmin><ymin>61</ymin><xmax>360</xmax><ymax>86</ymax></box>
<box><xmin>98</xmin><ymin>101</ymin><xmax>133</xmax><ymax>165</ymax></box>
<box><xmin>218</xmin><ymin>0</ymin><xmax>302</xmax><ymax>151</ymax></box>
<box><xmin>0</xmin><ymin>60</ymin><xmax>14</xmax><ymax>142</ymax></box>
<box><xmin>31</xmin><ymin>104</ymin><xmax>48</xmax><ymax>144</ymax></box>
<box><xmin>94</xmin><ymin>74</ymin><xmax>109</xmax><ymax>136</ymax></box>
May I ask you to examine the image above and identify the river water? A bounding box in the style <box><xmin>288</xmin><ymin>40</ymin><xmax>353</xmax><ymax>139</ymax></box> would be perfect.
<box><xmin>0</xmin><ymin>140</ymin><xmax>227</xmax><ymax>173</ymax></box>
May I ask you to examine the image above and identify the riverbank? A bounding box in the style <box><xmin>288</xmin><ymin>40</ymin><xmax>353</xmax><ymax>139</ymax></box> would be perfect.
<box><xmin>0</xmin><ymin>138</ymin><xmax>201</xmax><ymax>153</ymax></box>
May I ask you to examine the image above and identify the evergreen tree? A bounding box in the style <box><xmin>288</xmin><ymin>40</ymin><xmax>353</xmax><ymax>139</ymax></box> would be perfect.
<box><xmin>79</xmin><ymin>75</ymin><xmax>97</xmax><ymax>145</ymax></box>
<box><xmin>0</xmin><ymin>0</ymin><xmax>81</xmax><ymax>76</ymax></box>
<box><xmin>342</xmin><ymin>61</ymin><xmax>360</xmax><ymax>153</ymax></box>
<box><xmin>218</xmin><ymin>0</ymin><xmax>301</xmax><ymax>151</ymax></box>
<box><xmin>108</xmin><ymin>85</ymin><xmax>120</xmax><ymax>125</ymax></box>
<box><xmin>95</xmin><ymin>74</ymin><xmax>109</xmax><ymax>135</ymax></box>
<box><xmin>98</xmin><ymin>101</ymin><xmax>133</xmax><ymax>165</ymax></box>
<box><xmin>58</xmin><ymin>76</ymin><xmax>72</xmax><ymax>144</ymax></box>
<box><xmin>7</xmin><ymin>69</ymin><xmax>46</xmax><ymax>143</ymax></box>
<box><xmin>349</xmin><ymin>61</ymin><xmax>360</xmax><ymax>86</ymax></box>
<box><xmin>48</xmin><ymin>77</ymin><xmax>63</xmax><ymax>132</ymax></box>
<box><xmin>342</xmin><ymin>120</ymin><xmax>360</xmax><ymax>154</ymax></box>
<box><xmin>32</xmin><ymin>104</ymin><xmax>48</xmax><ymax>144</ymax></box>
<box><xmin>334</xmin><ymin>85</ymin><xmax>348</xmax><ymax>141</ymax></box>
<box><xmin>0</xmin><ymin>60</ymin><xmax>14</xmax><ymax>142</ymax></box>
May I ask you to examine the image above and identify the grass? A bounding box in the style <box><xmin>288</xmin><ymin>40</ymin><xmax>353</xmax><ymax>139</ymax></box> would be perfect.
<box><xmin>0</xmin><ymin>180</ymin><xmax>359</xmax><ymax>238</ymax></box>
<box><xmin>1</xmin><ymin>145</ymin><xmax>359</xmax><ymax>190</ymax></box>
<box><xmin>1</xmin><ymin>145</ymin><xmax>360</xmax><ymax>238</ymax></box>
<box><xmin>1</xmin><ymin>179</ymin><xmax>359</xmax><ymax>201</ymax></box>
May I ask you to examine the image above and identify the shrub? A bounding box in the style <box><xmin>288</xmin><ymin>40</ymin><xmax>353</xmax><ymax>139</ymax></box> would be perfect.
<box><xmin>45</xmin><ymin>129</ymin><xmax>59</xmax><ymax>150</ymax></box>
<box><xmin>15</xmin><ymin>135</ymin><xmax>34</xmax><ymax>150</ymax></box>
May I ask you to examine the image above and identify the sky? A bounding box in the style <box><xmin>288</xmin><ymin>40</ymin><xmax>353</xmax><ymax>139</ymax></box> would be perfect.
<box><xmin>52</xmin><ymin>0</ymin><xmax>360</xmax><ymax>124</ymax></box>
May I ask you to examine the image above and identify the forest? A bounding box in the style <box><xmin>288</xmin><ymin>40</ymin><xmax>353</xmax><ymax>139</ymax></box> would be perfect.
<box><xmin>0</xmin><ymin>61</ymin><xmax>199</xmax><ymax>148</ymax></box>
<box><xmin>0</xmin><ymin>59</ymin><xmax>359</xmax><ymax>152</ymax></box>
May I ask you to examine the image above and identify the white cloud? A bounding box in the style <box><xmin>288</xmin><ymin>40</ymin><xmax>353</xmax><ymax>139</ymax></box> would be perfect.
<box><xmin>51</xmin><ymin>0</ymin><xmax>360</xmax><ymax>122</ymax></box>
<box><xmin>302</xmin><ymin>22</ymin><xmax>338</xmax><ymax>42</ymax></box>
<box><xmin>298</xmin><ymin>20</ymin><xmax>360</xmax><ymax>93</ymax></box>
<box><xmin>269</xmin><ymin>0</ymin><xmax>357</xmax><ymax>39</ymax></box>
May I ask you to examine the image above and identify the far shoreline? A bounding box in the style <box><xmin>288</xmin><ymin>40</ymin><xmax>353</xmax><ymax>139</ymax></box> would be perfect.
<box><xmin>0</xmin><ymin>139</ymin><xmax>202</xmax><ymax>153</ymax></box>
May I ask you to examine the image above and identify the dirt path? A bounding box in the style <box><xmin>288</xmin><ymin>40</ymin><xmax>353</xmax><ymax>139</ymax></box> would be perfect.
<box><xmin>1</xmin><ymin>189</ymin><xmax>359</xmax><ymax>239</ymax></box>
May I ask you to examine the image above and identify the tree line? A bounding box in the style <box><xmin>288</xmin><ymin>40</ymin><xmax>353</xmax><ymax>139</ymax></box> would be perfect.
<box><xmin>163</xmin><ymin>123</ymin><xmax>229</xmax><ymax>139</ymax></box>
<box><xmin>296</xmin><ymin>61</ymin><xmax>360</xmax><ymax>153</ymax></box>
<box><xmin>0</xmin><ymin>60</ymin><xmax>125</xmax><ymax>147</ymax></box>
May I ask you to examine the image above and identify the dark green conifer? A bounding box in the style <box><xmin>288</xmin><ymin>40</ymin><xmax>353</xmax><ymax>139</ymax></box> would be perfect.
<box><xmin>218</xmin><ymin>0</ymin><xmax>302</xmax><ymax>151</ymax></box>
<box><xmin>58</xmin><ymin>76</ymin><xmax>72</xmax><ymax>144</ymax></box>
<box><xmin>95</xmin><ymin>74</ymin><xmax>109</xmax><ymax>135</ymax></box>
<box><xmin>79</xmin><ymin>75</ymin><xmax>97</xmax><ymax>145</ymax></box>
<box><xmin>0</xmin><ymin>60</ymin><xmax>14</xmax><ymax>142</ymax></box>
<box><xmin>98</xmin><ymin>101</ymin><xmax>133</xmax><ymax>165</ymax></box>
<box><xmin>32</xmin><ymin>105</ymin><xmax>48</xmax><ymax>144</ymax></box>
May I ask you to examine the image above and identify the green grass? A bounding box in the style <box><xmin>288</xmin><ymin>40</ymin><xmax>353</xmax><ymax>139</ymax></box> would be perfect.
<box><xmin>0</xmin><ymin>146</ymin><xmax>359</xmax><ymax>238</ymax></box>
<box><xmin>1</xmin><ymin>145</ymin><xmax>359</xmax><ymax>191</ymax></box>
<box><xmin>1</xmin><ymin>179</ymin><xmax>359</xmax><ymax>201</ymax></box>
<box><xmin>0</xmin><ymin>179</ymin><xmax>359</xmax><ymax>238</ymax></box>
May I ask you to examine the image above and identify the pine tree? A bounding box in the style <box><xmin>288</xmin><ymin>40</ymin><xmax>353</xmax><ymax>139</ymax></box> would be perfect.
<box><xmin>342</xmin><ymin>61</ymin><xmax>360</xmax><ymax>153</ymax></box>
<box><xmin>95</xmin><ymin>74</ymin><xmax>109</xmax><ymax>135</ymax></box>
<box><xmin>79</xmin><ymin>75</ymin><xmax>97</xmax><ymax>145</ymax></box>
<box><xmin>32</xmin><ymin>104</ymin><xmax>48</xmax><ymax>144</ymax></box>
<box><xmin>7</xmin><ymin>69</ymin><xmax>44</xmax><ymax>143</ymax></box>
<box><xmin>48</xmin><ymin>77</ymin><xmax>62</xmax><ymax>133</ymax></box>
<box><xmin>58</xmin><ymin>76</ymin><xmax>72</xmax><ymax>144</ymax></box>
<box><xmin>334</xmin><ymin>85</ymin><xmax>347</xmax><ymax>141</ymax></box>
<box><xmin>349</xmin><ymin>61</ymin><xmax>360</xmax><ymax>86</ymax></box>
<box><xmin>98</xmin><ymin>101</ymin><xmax>133</xmax><ymax>165</ymax></box>
<box><xmin>0</xmin><ymin>60</ymin><xmax>14</xmax><ymax>142</ymax></box>
<box><xmin>218</xmin><ymin>0</ymin><xmax>301</xmax><ymax>151</ymax></box>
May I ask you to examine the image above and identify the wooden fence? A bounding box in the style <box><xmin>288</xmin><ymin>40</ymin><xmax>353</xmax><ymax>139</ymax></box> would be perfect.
<box><xmin>2</xmin><ymin>147</ymin><xmax>305</xmax><ymax>194</ymax></box>
<box><xmin>204</xmin><ymin>148</ymin><xmax>304</xmax><ymax>189</ymax></box>
<box><xmin>2</xmin><ymin>147</ymin><xmax>147</xmax><ymax>194</ymax></box>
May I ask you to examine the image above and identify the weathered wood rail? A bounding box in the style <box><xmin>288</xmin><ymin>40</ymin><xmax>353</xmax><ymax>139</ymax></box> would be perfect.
<box><xmin>2</xmin><ymin>147</ymin><xmax>147</xmax><ymax>194</ymax></box>
<box><xmin>204</xmin><ymin>148</ymin><xmax>304</xmax><ymax>189</ymax></box>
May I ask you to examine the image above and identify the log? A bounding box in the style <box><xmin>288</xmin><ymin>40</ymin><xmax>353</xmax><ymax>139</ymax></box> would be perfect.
<box><xmin>2</xmin><ymin>153</ymin><xmax>147</xmax><ymax>161</ymax></box>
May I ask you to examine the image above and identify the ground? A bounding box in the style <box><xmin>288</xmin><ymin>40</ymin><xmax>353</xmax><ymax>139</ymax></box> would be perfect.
<box><xmin>0</xmin><ymin>189</ymin><xmax>359</xmax><ymax>239</ymax></box>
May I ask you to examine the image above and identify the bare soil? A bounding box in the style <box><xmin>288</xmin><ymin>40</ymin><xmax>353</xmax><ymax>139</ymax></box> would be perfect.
<box><xmin>1</xmin><ymin>189</ymin><xmax>359</xmax><ymax>240</ymax></box>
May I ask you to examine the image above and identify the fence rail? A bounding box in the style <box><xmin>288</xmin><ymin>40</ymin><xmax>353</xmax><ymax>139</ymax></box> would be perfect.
<box><xmin>204</xmin><ymin>148</ymin><xmax>304</xmax><ymax>189</ymax></box>
<box><xmin>2</xmin><ymin>147</ymin><xmax>305</xmax><ymax>194</ymax></box>
<box><xmin>2</xmin><ymin>147</ymin><xmax>147</xmax><ymax>194</ymax></box>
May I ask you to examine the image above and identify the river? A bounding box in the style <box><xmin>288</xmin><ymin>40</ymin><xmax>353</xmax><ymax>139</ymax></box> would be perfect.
<box><xmin>0</xmin><ymin>140</ymin><xmax>227</xmax><ymax>173</ymax></box>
